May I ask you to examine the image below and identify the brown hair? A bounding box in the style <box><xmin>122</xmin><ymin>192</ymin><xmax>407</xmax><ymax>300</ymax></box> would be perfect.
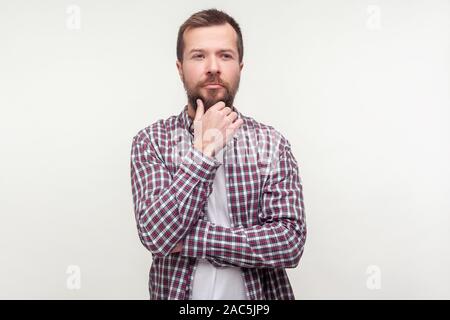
<box><xmin>176</xmin><ymin>8</ymin><xmax>244</xmax><ymax>63</ymax></box>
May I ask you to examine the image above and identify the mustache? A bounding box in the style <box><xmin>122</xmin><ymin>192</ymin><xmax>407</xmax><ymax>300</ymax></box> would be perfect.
<box><xmin>201</xmin><ymin>76</ymin><xmax>227</xmax><ymax>87</ymax></box>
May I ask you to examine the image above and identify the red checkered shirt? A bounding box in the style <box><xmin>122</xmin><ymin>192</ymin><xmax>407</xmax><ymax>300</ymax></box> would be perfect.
<box><xmin>130</xmin><ymin>105</ymin><xmax>307</xmax><ymax>300</ymax></box>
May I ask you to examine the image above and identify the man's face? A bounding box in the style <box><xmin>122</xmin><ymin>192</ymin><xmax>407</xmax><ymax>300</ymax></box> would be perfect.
<box><xmin>176</xmin><ymin>23</ymin><xmax>243</xmax><ymax>112</ymax></box>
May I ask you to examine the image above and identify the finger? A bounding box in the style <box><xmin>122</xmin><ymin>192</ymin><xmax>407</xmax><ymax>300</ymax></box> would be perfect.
<box><xmin>226</xmin><ymin>111</ymin><xmax>237</xmax><ymax>121</ymax></box>
<box><xmin>221</xmin><ymin>107</ymin><xmax>233</xmax><ymax>116</ymax></box>
<box><xmin>228</xmin><ymin>118</ymin><xmax>244</xmax><ymax>130</ymax></box>
<box><xmin>211</xmin><ymin>101</ymin><xmax>226</xmax><ymax>111</ymax></box>
<box><xmin>194</xmin><ymin>99</ymin><xmax>204</xmax><ymax>120</ymax></box>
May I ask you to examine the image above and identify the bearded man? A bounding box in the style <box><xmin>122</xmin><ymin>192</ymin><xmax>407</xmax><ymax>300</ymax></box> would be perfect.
<box><xmin>130</xmin><ymin>8</ymin><xmax>307</xmax><ymax>300</ymax></box>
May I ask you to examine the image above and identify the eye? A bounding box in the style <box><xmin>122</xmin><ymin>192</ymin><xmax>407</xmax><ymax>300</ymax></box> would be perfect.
<box><xmin>222</xmin><ymin>54</ymin><xmax>232</xmax><ymax>59</ymax></box>
<box><xmin>193</xmin><ymin>54</ymin><xmax>204</xmax><ymax>59</ymax></box>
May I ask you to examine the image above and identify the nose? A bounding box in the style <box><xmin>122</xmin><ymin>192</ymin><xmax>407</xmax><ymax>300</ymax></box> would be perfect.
<box><xmin>206</xmin><ymin>56</ymin><xmax>221</xmax><ymax>77</ymax></box>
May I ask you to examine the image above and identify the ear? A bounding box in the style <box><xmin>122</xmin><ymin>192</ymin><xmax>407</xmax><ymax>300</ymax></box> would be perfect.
<box><xmin>176</xmin><ymin>60</ymin><xmax>183</xmax><ymax>80</ymax></box>
<box><xmin>239</xmin><ymin>62</ymin><xmax>244</xmax><ymax>71</ymax></box>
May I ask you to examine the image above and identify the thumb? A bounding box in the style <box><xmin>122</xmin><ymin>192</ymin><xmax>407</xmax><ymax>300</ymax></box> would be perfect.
<box><xmin>194</xmin><ymin>99</ymin><xmax>204</xmax><ymax>120</ymax></box>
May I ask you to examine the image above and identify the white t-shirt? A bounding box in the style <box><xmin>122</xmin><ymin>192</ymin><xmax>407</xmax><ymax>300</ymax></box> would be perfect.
<box><xmin>191</xmin><ymin>147</ymin><xmax>248</xmax><ymax>300</ymax></box>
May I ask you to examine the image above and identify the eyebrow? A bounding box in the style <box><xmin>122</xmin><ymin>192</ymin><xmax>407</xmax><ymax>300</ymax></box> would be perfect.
<box><xmin>188</xmin><ymin>48</ymin><xmax>236</xmax><ymax>55</ymax></box>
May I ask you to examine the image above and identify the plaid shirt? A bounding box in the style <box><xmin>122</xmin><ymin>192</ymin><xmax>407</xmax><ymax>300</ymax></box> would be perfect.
<box><xmin>130</xmin><ymin>105</ymin><xmax>307</xmax><ymax>300</ymax></box>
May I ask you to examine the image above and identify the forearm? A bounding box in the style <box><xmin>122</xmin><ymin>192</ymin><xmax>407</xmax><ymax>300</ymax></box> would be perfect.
<box><xmin>180</xmin><ymin>218</ymin><xmax>306</xmax><ymax>269</ymax></box>
<box><xmin>132</xmin><ymin>143</ymin><xmax>221</xmax><ymax>257</ymax></box>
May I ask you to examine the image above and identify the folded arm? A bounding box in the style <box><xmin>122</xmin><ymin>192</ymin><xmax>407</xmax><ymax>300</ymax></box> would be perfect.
<box><xmin>180</xmin><ymin>141</ymin><xmax>307</xmax><ymax>269</ymax></box>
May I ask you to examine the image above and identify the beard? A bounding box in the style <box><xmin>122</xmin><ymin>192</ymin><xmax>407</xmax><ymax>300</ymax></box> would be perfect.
<box><xmin>182</xmin><ymin>73</ymin><xmax>240</xmax><ymax>112</ymax></box>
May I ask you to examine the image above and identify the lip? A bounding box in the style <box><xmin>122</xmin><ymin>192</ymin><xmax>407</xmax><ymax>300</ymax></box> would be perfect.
<box><xmin>203</xmin><ymin>83</ymin><xmax>224</xmax><ymax>89</ymax></box>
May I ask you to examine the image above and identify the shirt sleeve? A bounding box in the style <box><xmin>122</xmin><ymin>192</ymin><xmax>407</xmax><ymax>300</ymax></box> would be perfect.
<box><xmin>130</xmin><ymin>130</ymin><xmax>222</xmax><ymax>257</ymax></box>
<box><xmin>180</xmin><ymin>140</ymin><xmax>307</xmax><ymax>269</ymax></box>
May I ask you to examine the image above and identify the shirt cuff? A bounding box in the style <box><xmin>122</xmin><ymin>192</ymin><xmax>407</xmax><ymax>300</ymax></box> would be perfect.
<box><xmin>179</xmin><ymin>145</ymin><xmax>222</xmax><ymax>183</ymax></box>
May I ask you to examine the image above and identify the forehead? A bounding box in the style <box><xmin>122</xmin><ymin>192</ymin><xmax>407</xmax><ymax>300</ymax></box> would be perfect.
<box><xmin>183</xmin><ymin>23</ymin><xmax>238</xmax><ymax>52</ymax></box>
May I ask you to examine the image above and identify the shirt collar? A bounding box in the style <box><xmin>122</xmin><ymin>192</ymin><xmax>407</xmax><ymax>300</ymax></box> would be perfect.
<box><xmin>180</xmin><ymin>104</ymin><xmax>194</xmax><ymax>136</ymax></box>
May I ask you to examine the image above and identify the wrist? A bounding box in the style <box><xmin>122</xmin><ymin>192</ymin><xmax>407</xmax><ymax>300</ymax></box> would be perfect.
<box><xmin>194</xmin><ymin>143</ymin><xmax>214</xmax><ymax>158</ymax></box>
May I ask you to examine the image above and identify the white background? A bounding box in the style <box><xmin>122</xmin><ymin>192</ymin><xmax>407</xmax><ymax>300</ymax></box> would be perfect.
<box><xmin>0</xmin><ymin>0</ymin><xmax>449</xmax><ymax>299</ymax></box>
